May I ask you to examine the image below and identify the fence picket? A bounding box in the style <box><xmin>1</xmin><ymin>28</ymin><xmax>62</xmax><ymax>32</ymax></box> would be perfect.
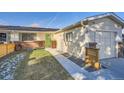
<box><xmin>0</xmin><ymin>44</ymin><xmax>15</xmax><ymax>58</ymax></box>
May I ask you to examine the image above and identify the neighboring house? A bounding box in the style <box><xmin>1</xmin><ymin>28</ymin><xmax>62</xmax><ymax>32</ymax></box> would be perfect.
<box><xmin>53</xmin><ymin>13</ymin><xmax>124</xmax><ymax>59</ymax></box>
<box><xmin>0</xmin><ymin>25</ymin><xmax>58</xmax><ymax>48</ymax></box>
<box><xmin>0</xmin><ymin>13</ymin><xmax>124</xmax><ymax>60</ymax></box>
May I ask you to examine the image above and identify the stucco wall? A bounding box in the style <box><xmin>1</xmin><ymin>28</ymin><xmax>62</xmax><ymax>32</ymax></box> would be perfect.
<box><xmin>87</xmin><ymin>17</ymin><xmax>123</xmax><ymax>58</ymax></box>
<box><xmin>36</xmin><ymin>33</ymin><xmax>45</xmax><ymax>41</ymax></box>
<box><xmin>87</xmin><ymin>17</ymin><xmax>122</xmax><ymax>41</ymax></box>
<box><xmin>88</xmin><ymin>17</ymin><xmax>122</xmax><ymax>30</ymax></box>
<box><xmin>54</xmin><ymin>17</ymin><xmax>123</xmax><ymax>60</ymax></box>
<box><xmin>53</xmin><ymin>32</ymin><xmax>68</xmax><ymax>53</ymax></box>
<box><xmin>66</xmin><ymin>27</ymin><xmax>87</xmax><ymax>60</ymax></box>
<box><xmin>54</xmin><ymin>27</ymin><xmax>88</xmax><ymax>60</ymax></box>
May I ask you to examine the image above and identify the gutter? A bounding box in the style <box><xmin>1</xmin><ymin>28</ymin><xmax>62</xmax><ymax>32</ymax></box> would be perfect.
<box><xmin>55</xmin><ymin>21</ymin><xmax>84</xmax><ymax>34</ymax></box>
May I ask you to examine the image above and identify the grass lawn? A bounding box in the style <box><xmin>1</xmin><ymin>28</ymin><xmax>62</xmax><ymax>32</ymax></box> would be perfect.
<box><xmin>14</xmin><ymin>49</ymin><xmax>73</xmax><ymax>80</ymax></box>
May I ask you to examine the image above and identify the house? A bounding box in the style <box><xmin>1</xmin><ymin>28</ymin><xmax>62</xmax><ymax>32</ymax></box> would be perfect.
<box><xmin>0</xmin><ymin>13</ymin><xmax>124</xmax><ymax>59</ymax></box>
<box><xmin>53</xmin><ymin>13</ymin><xmax>124</xmax><ymax>59</ymax></box>
<box><xmin>0</xmin><ymin>25</ymin><xmax>59</xmax><ymax>49</ymax></box>
<box><xmin>122</xmin><ymin>33</ymin><xmax>124</xmax><ymax>46</ymax></box>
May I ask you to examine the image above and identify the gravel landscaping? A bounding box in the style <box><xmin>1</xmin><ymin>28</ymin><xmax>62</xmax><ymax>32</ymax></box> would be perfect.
<box><xmin>0</xmin><ymin>51</ymin><xmax>27</xmax><ymax>80</ymax></box>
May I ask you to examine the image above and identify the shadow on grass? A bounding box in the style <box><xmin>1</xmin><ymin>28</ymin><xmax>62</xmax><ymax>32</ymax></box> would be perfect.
<box><xmin>14</xmin><ymin>49</ymin><xmax>73</xmax><ymax>80</ymax></box>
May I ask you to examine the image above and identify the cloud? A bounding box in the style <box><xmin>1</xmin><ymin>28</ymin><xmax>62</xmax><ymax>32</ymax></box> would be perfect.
<box><xmin>29</xmin><ymin>14</ymin><xmax>59</xmax><ymax>28</ymax></box>
<box><xmin>0</xmin><ymin>19</ymin><xmax>8</xmax><ymax>25</ymax></box>
<box><xmin>29</xmin><ymin>23</ymin><xmax>41</xmax><ymax>27</ymax></box>
<box><xmin>46</xmin><ymin>13</ymin><xmax>59</xmax><ymax>27</ymax></box>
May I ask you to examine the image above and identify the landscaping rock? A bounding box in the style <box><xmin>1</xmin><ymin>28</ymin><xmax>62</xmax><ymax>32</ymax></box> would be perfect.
<box><xmin>0</xmin><ymin>52</ymin><xmax>27</xmax><ymax>80</ymax></box>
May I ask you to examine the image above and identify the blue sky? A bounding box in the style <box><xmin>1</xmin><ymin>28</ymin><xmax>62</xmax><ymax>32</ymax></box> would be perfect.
<box><xmin>0</xmin><ymin>12</ymin><xmax>123</xmax><ymax>28</ymax></box>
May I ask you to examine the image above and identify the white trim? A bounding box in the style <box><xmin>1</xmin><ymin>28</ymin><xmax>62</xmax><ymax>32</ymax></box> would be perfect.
<box><xmin>83</xmin><ymin>13</ymin><xmax>124</xmax><ymax>25</ymax></box>
<box><xmin>0</xmin><ymin>30</ymin><xmax>56</xmax><ymax>33</ymax></box>
<box><xmin>89</xmin><ymin>29</ymin><xmax>119</xmax><ymax>33</ymax></box>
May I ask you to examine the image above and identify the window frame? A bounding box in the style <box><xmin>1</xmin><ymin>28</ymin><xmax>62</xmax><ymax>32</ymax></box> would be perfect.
<box><xmin>21</xmin><ymin>33</ymin><xmax>37</xmax><ymax>41</ymax></box>
<box><xmin>65</xmin><ymin>32</ymin><xmax>73</xmax><ymax>42</ymax></box>
<box><xmin>0</xmin><ymin>33</ymin><xmax>7</xmax><ymax>42</ymax></box>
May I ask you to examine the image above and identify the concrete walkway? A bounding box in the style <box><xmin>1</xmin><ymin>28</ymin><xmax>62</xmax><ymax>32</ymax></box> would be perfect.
<box><xmin>101</xmin><ymin>58</ymin><xmax>124</xmax><ymax>79</ymax></box>
<box><xmin>46</xmin><ymin>48</ymin><xmax>95</xmax><ymax>80</ymax></box>
<box><xmin>46</xmin><ymin>48</ymin><xmax>124</xmax><ymax>80</ymax></box>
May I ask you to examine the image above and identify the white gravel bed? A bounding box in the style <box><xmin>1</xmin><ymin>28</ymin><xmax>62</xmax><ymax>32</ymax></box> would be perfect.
<box><xmin>0</xmin><ymin>52</ymin><xmax>27</xmax><ymax>80</ymax></box>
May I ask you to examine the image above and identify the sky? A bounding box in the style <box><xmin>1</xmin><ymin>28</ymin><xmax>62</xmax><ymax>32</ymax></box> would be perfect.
<box><xmin>0</xmin><ymin>12</ymin><xmax>124</xmax><ymax>28</ymax></box>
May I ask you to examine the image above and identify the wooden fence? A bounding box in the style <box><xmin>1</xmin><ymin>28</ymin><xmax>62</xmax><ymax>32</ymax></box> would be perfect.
<box><xmin>0</xmin><ymin>44</ymin><xmax>15</xmax><ymax>58</ymax></box>
<box><xmin>85</xmin><ymin>47</ymin><xmax>100</xmax><ymax>70</ymax></box>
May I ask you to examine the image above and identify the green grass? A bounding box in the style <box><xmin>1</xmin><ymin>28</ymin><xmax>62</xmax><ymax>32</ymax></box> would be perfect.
<box><xmin>14</xmin><ymin>49</ymin><xmax>73</xmax><ymax>80</ymax></box>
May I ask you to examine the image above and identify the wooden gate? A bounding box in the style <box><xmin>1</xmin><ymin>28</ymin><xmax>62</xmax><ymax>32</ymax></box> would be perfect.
<box><xmin>85</xmin><ymin>47</ymin><xmax>100</xmax><ymax>70</ymax></box>
<box><xmin>51</xmin><ymin>41</ymin><xmax>57</xmax><ymax>48</ymax></box>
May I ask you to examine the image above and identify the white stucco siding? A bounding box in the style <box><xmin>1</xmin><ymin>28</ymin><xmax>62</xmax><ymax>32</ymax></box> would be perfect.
<box><xmin>88</xmin><ymin>17</ymin><xmax>122</xmax><ymax>41</ymax></box>
<box><xmin>59</xmin><ymin>17</ymin><xmax>123</xmax><ymax>60</ymax></box>
<box><xmin>54</xmin><ymin>26</ymin><xmax>98</xmax><ymax>60</ymax></box>
<box><xmin>52</xmin><ymin>17</ymin><xmax>123</xmax><ymax>60</ymax></box>
<box><xmin>88</xmin><ymin>17</ymin><xmax>122</xmax><ymax>31</ymax></box>
<box><xmin>87</xmin><ymin>31</ymin><xmax>95</xmax><ymax>42</ymax></box>
<box><xmin>62</xmin><ymin>27</ymin><xmax>87</xmax><ymax>60</ymax></box>
<box><xmin>95</xmin><ymin>31</ymin><xmax>116</xmax><ymax>59</ymax></box>
<box><xmin>53</xmin><ymin>32</ymin><xmax>67</xmax><ymax>53</ymax></box>
<box><xmin>88</xmin><ymin>17</ymin><xmax>123</xmax><ymax>59</ymax></box>
<box><xmin>36</xmin><ymin>33</ymin><xmax>45</xmax><ymax>41</ymax></box>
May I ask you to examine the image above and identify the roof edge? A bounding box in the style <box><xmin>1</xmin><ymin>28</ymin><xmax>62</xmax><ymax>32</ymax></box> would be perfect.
<box><xmin>0</xmin><ymin>25</ymin><xmax>59</xmax><ymax>31</ymax></box>
<box><xmin>59</xmin><ymin>12</ymin><xmax>124</xmax><ymax>32</ymax></box>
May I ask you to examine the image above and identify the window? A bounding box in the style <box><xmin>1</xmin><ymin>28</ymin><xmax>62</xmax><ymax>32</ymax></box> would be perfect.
<box><xmin>65</xmin><ymin>32</ymin><xmax>73</xmax><ymax>42</ymax></box>
<box><xmin>10</xmin><ymin>33</ymin><xmax>19</xmax><ymax>41</ymax></box>
<box><xmin>0</xmin><ymin>33</ymin><xmax>6</xmax><ymax>42</ymax></box>
<box><xmin>22</xmin><ymin>33</ymin><xmax>36</xmax><ymax>41</ymax></box>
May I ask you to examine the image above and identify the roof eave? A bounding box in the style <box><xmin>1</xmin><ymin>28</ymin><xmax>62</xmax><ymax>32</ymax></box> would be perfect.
<box><xmin>82</xmin><ymin>13</ymin><xmax>124</xmax><ymax>27</ymax></box>
<box><xmin>59</xmin><ymin>13</ymin><xmax>124</xmax><ymax>32</ymax></box>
